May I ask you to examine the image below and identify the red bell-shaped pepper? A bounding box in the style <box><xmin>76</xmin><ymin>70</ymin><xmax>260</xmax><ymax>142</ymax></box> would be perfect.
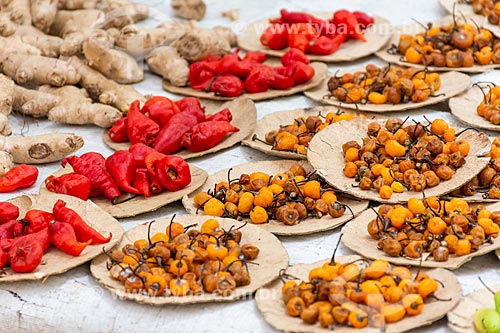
<box><xmin>181</xmin><ymin>121</ymin><xmax>239</xmax><ymax>152</ymax></box>
<box><xmin>132</xmin><ymin>168</ymin><xmax>151</xmax><ymax>197</ymax></box>
<box><xmin>45</xmin><ymin>173</ymin><xmax>91</xmax><ymax>201</ymax></box>
<box><xmin>9</xmin><ymin>227</ymin><xmax>51</xmax><ymax>252</ymax></box>
<box><xmin>0</xmin><ymin>202</ymin><xmax>19</xmax><ymax>224</ymax></box>
<box><xmin>308</xmin><ymin>34</ymin><xmax>346</xmax><ymax>55</ymax></box>
<box><xmin>105</xmin><ymin>150</ymin><xmax>140</xmax><ymax>194</ymax></box>
<box><xmin>210</xmin><ymin>74</ymin><xmax>245</xmax><ymax>97</ymax></box>
<box><xmin>52</xmin><ymin>200</ymin><xmax>112</xmax><ymax>244</ymax></box>
<box><xmin>332</xmin><ymin>9</ymin><xmax>366</xmax><ymax>42</ymax></box>
<box><xmin>141</xmin><ymin>96</ymin><xmax>180</xmax><ymax>128</ymax></box>
<box><xmin>0</xmin><ymin>219</ymin><xmax>17</xmax><ymax>242</ymax></box>
<box><xmin>108</xmin><ymin>117</ymin><xmax>128</xmax><ymax>143</ymax></box>
<box><xmin>126</xmin><ymin>100</ymin><xmax>160</xmax><ymax>146</ymax></box>
<box><xmin>156</xmin><ymin>156</ymin><xmax>191</xmax><ymax>192</ymax></box>
<box><xmin>128</xmin><ymin>143</ymin><xmax>157</xmax><ymax>168</ymax></box>
<box><xmin>175</xmin><ymin>97</ymin><xmax>206</xmax><ymax>119</ymax></box>
<box><xmin>281</xmin><ymin>48</ymin><xmax>310</xmax><ymax>66</ymax></box>
<box><xmin>0</xmin><ymin>164</ymin><xmax>38</xmax><ymax>193</ymax></box>
<box><xmin>62</xmin><ymin>153</ymin><xmax>120</xmax><ymax>200</ymax></box>
<box><xmin>8</xmin><ymin>237</ymin><xmax>43</xmax><ymax>273</ymax></box>
<box><xmin>153</xmin><ymin>112</ymin><xmax>199</xmax><ymax>154</ymax></box>
<box><xmin>0</xmin><ymin>250</ymin><xmax>8</xmax><ymax>269</ymax></box>
<box><xmin>244</xmin><ymin>65</ymin><xmax>275</xmax><ymax>93</ymax></box>
<box><xmin>260</xmin><ymin>24</ymin><xmax>288</xmax><ymax>50</ymax></box>
<box><xmin>23</xmin><ymin>209</ymin><xmax>55</xmax><ymax>234</ymax></box>
<box><xmin>49</xmin><ymin>221</ymin><xmax>92</xmax><ymax>256</ymax></box>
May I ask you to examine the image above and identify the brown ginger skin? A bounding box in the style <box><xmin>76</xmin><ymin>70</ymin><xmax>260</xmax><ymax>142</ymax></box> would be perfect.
<box><xmin>171</xmin><ymin>0</ymin><xmax>206</xmax><ymax>20</ymax></box>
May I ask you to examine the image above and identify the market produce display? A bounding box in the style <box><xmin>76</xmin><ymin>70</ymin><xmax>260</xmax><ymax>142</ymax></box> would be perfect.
<box><xmin>2</xmin><ymin>0</ymin><xmax>500</xmax><ymax>332</ymax></box>
<box><xmin>183</xmin><ymin>160</ymin><xmax>368</xmax><ymax>235</ymax></box>
<box><xmin>0</xmin><ymin>193</ymin><xmax>123</xmax><ymax>282</ymax></box>
<box><xmin>307</xmin><ymin>118</ymin><xmax>491</xmax><ymax>203</ymax></box>
<box><xmin>242</xmin><ymin>106</ymin><xmax>359</xmax><ymax>159</ymax></box>
<box><xmin>376</xmin><ymin>15</ymin><xmax>500</xmax><ymax>72</ymax></box>
<box><xmin>256</xmin><ymin>255</ymin><xmax>461</xmax><ymax>333</ymax></box>
<box><xmin>90</xmin><ymin>214</ymin><xmax>288</xmax><ymax>304</ymax></box>
<box><xmin>163</xmin><ymin>49</ymin><xmax>328</xmax><ymax>101</ymax></box>
<box><xmin>342</xmin><ymin>199</ymin><xmax>500</xmax><ymax>269</ymax></box>
<box><xmin>41</xmin><ymin>147</ymin><xmax>207</xmax><ymax>218</ymax></box>
<box><xmin>104</xmin><ymin>96</ymin><xmax>257</xmax><ymax>159</ymax></box>
<box><xmin>238</xmin><ymin>11</ymin><xmax>391</xmax><ymax>62</ymax></box>
<box><xmin>305</xmin><ymin>64</ymin><xmax>471</xmax><ymax>112</ymax></box>
<box><xmin>450</xmin><ymin>82</ymin><xmax>500</xmax><ymax>132</ymax></box>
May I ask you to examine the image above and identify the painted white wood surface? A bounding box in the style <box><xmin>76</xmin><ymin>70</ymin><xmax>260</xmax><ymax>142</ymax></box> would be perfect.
<box><xmin>1</xmin><ymin>0</ymin><xmax>499</xmax><ymax>332</ymax></box>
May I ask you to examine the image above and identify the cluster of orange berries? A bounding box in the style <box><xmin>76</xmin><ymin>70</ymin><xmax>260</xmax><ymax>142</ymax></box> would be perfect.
<box><xmin>469</xmin><ymin>0</ymin><xmax>500</xmax><ymax>26</ymax></box>
<box><xmin>327</xmin><ymin>64</ymin><xmax>441</xmax><ymax>105</ymax></box>
<box><xmin>342</xmin><ymin>117</ymin><xmax>470</xmax><ymax>199</ymax></box>
<box><xmin>282</xmin><ymin>258</ymin><xmax>440</xmax><ymax>329</ymax></box>
<box><xmin>107</xmin><ymin>218</ymin><xmax>259</xmax><ymax>297</ymax></box>
<box><xmin>476</xmin><ymin>84</ymin><xmax>500</xmax><ymax>125</ymax></box>
<box><xmin>194</xmin><ymin>164</ymin><xmax>347</xmax><ymax>225</ymax></box>
<box><xmin>368</xmin><ymin>197</ymin><xmax>500</xmax><ymax>261</ymax></box>
<box><xmin>261</xmin><ymin>112</ymin><xmax>357</xmax><ymax>155</ymax></box>
<box><xmin>396</xmin><ymin>20</ymin><xmax>500</xmax><ymax>67</ymax></box>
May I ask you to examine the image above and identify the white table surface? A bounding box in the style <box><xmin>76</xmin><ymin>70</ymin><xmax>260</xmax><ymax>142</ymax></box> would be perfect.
<box><xmin>1</xmin><ymin>0</ymin><xmax>499</xmax><ymax>332</ymax></box>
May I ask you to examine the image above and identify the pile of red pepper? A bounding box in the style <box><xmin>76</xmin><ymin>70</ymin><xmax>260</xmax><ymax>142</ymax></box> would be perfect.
<box><xmin>0</xmin><ymin>200</ymin><xmax>111</xmax><ymax>273</ymax></box>
<box><xmin>108</xmin><ymin>97</ymin><xmax>239</xmax><ymax>155</ymax></box>
<box><xmin>260</xmin><ymin>9</ymin><xmax>374</xmax><ymax>55</ymax></box>
<box><xmin>0</xmin><ymin>164</ymin><xmax>38</xmax><ymax>193</ymax></box>
<box><xmin>46</xmin><ymin>143</ymin><xmax>192</xmax><ymax>202</ymax></box>
<box><xmin>188</xmin><ymin>48</ymin><xmax>315</xmax><ymax>97</ymax></box>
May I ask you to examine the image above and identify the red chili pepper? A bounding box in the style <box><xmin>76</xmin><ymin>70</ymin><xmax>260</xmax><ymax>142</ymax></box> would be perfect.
<box><xmin>126</xmin><ymin>100</ymin><xmax>160</xmax><ymax>146</ymax></box>
<box><xmin>279</xmin><ymin>9</ymin><xmax>326</xmax><ymax>27</ymax></box>
<box><xmin>293</xmin><ymin>62</ymin><xmax>315</xmax><ymax>85</ymax></box>
<box><xmin>0</xmin><ymin>250</ymin><xmax>8</xmax><ymax>269</ymax></box>
<box><xmin>156</xmin><ymin>156</ymin><xmax>191</xmax><ymax>192</ymax></box>
<box><xmin>45</xmin><ymin>173</ymin><xmax>91</xmax><ymax>201</ymax></box>
<box><xmin>108</xmin><ymin>117</ymin><xmax>128</xmax><ymax>143</ymax></box>
<box><xmin>105</xmin><ymin>150</ymin><xmax>140</xmax><ymax>194</ymax></box>
<box><xmin>62</xmin><ymin>154</ymin><xmax>120</xmax><ymax>200</ymax></box>
<box><xmin>353</xmin><ymin>11</ymin><xmax>374</xmax><ymax>30</ymax></box>
<box><xmin>308</xmin><ymin>34</ymin><xmax>347</xmax><ymax>55</ymax></box>
<box><xmin>148</xmin><ymin>172</ymin><xmax>163</xmax><ymax>195</ymax></box>
<box><xmin>128</xmin><ymin>143</ymin><xmax>156</xmax><ymax>168</ymax></box>
<box><xmin>243</xmin><ymin>51</ymin><xmax>267</xmax><ymax>63</ymax></box>
<box><xmin>8</xmin><ymin>237</ymin><xmax>43</xmax><ymax>273</ymax></box>
<box><xmin>23</xmin><ymin>209</ymin><xmax>54</xmax><ymax>234</ymax></box>
<box><xmin>271</xmin><ymin>67</ymin><xmax>295</xmax><ymax>90</ymax></box>
<box><xmin>141</xmin><ymin>96</ymin><xmax>180</xmax><ymax>128</ymax></box>
<box><xmin>210</xmin><ymin>74</ymin><xmax>245</xmax><ymax>97</ymax></box>
<box><xmin>0</xmin><ymin>164</ymin><xmax>38</xmax><ymax>193</ymax></box>
<box><xmin>153</xmin><ymin>112</ymin><xmax>199</xmax><ymax>154</ymax></box>
<box><xmin>287</xmin><ymin>33</ymin><xmax>309</xmax><ymax>53</ymax></box>
<box><xmin>281</xmin><ymin>48</ymin><xmax>310</xmax><ymax>66</ymax></box>
<box><xmin>9</xmin><ymin>227</ymin><xmax>51</xmax><ymax>252</ymax></box>
<box><xmin>133</xmin><ymin>168</ymin><xmax>151</xmax><ymax>197</ymax></box>
<box><xmin>175</xmin><ymin>97</ymin><xmax>206</xmax><ymax>123</ymax></box>
<box><xmin>260</xmin><ymin>24</ymin><xmax>288</xmax><ymax>50</ymax></box>
<box><xmin>181</xmin><ymin>121</ymin><xmax>239</xmax><ymax>152</ymax></box>
<box><xmin>205</xmin><ymin>108</ymin><xmax>232</xmax><ymax>122</ymax></box>
<box><xmin>145</xmin><ymin>151</ymin><xmax>167</xmax><ymax>175</ymax></box>
<box><xmin>52</xmin><ymin>199</ymin><xmax>112</xmax><ymax>244</ymax></box>
<box><xmin>0</xmin><ymin>219</ymin><xmax>17</xmax><ymax>242</ymax></box>
<box><xmin>0</xmin><ymin>202</ymin><xmax>19</xmax><ymax>224</ymax></box>
<box><xmin>244</xmin><ymin>65</ymin><xmax>275</xmax><ymax>93</ymax></box>
<box><xmin>332</xmin><ymin>9</ymin><xmax>366</xmax><ymax>42</ymax></box>
<box><xmin>216</xmin><ymin>52</ymin><xmax>241</xmax><ymax>74</ymax></box>
<box><xmin>49</xmin><ymin>221</ymin><xmax>92</xmax><ymax>256</ymax></box>
<box><xmin>188</xmin><ymin>62</ymin><xmax>217</xmax><ymax>90</ymax></box>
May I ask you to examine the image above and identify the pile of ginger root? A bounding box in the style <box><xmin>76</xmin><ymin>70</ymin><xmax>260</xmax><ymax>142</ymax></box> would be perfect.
<box><xmin>0</xmin><ymin>0</ymin><xmax>237</xmax><ymax>174</ymax></box>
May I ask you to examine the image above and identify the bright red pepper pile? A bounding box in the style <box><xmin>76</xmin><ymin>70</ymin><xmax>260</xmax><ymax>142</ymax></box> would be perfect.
<box><xmin>0</xmin><ymin>200</ymin><xmax>111</xmax><ymax>273</ymax></box>
<box><xmin>188</xmin><ymin>49</ymin><xmax>315</xmax><ymax>97</ymax></box>
<box><xmin>260</xmin><ymin>9</ymin><xmax>374</xmax><ymax>55</ymax></box>
<box><xmin>108</xmin><ymin>96</ymin><xmax>240</xmax><ymax>155</ymax></box>
<box><xmin>46</xmin><ymin>143</ymin><xmax>192</xmax><ymax>202</ymax></box>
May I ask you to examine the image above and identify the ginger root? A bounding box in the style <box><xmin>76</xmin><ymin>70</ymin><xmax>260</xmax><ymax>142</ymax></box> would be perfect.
<box><xmin>50</xmin><ymin>9</ymin><xmax>105</xmax><ymax>37</ymax></box>
<box><xmin>1</xmin><ymin>0</ymin><xmax>31</xmax><ymax>25</ymax></box>
<box><xmin>0</xmin><ymin>74</ymin><xmax>14</xmax><ymax>115</ymax></box>
<box><xmin>68</xmin><ymin>56</ymin><xmax>145</xmax><ymax>113</ymax></box>
<box><xmin>12</xmin><ymin>85</ymin><xmax>59</xmax><ymax>118</ymax></box>
<box><xmin>0</xmin><ymin>132</ymin><xmax>84</xmax><ymax>164</ymax></box>
<box><xmin>213</xmin><ymin>25</ymin><xmax>238</xmax><ymax>46</ymax></box>
<box><xmin>82</xmin><ymin>29</ymin><xmax>143</xmax><ymax>84</ymax></box>
<box><xmin>31</xmin><ymin>0</ymin><xmax>58</xmax><ymax>33</ymax></box>
<box><xmin>58</xmin><ymin>0</ymin><xmax>98</xmax><ymax>10</ymax></box>
<box><xmin>146</xmin><ymin>46</ymin><xmax>189</xmax><ymax>87</ymax></box>
<box><xmin>0</xmin><ymin>114</ymin><xmax>10</xmax><ymax>136</ymax></box>
<box><xmin>222</xmin><ymin>9</ymin><xmax>239</xmax><ymax>21</ymax></box>
<box><xmin>115</xmin><ymin>20</ymin><xmax>196</xmax><ymax>57</ymax></box>
<box><xmin>101</xmin><ymin>0</ymin><xmax>149</xmax><ymax>29</ymax></box>
<box><xmin>0</xmin><ymin>151</ymin><xmax>13</xmax><ymax>176</ymax></box>
<box><xmin>171</xmin><ymin>28</ymin><xmax>230</xmax><ymax>62</ymax></box>
<box><xmin>40</xmin><ymin>85</ymin><xmax>122</xmax><ymax>128</ymax></box>
<box><xmin>0</xmin><ymin>53</ymin><xmax>80</xmax><ymax>86</ymax></box>
<box><xmin>171</xmin><ymin>0</ymin><xmax>206</xmax><ymax>21</ymax></box>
